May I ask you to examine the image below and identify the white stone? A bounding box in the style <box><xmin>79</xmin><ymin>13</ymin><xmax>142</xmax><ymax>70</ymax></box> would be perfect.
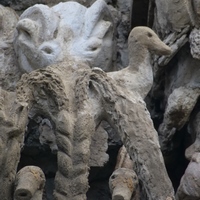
<box><xmin>14</xmin><ymin>0</ymin><xmax>114</xmax><ymax>73</ymax></box>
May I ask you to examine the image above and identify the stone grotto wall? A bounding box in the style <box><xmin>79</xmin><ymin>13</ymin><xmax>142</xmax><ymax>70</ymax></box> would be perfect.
<box><xmin>0</xmin><ymin>0</ymin><xmax>200</xmax><ymax>200</ymax></box>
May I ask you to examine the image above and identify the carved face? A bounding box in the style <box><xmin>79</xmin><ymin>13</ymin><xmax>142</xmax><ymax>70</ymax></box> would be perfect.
<box><xmin>14</xmin><ymin>5</ymin><xmax>61</xmax><ymax>73</ymax></box>
<box><xmin>14</xmin><ymin>0</ymin><xmax>114</xmax><ymax>73</ymax></box>
<box><xmin>109</xmin><ymin>168</ymin><xmax>138</xmax><ymax>200</ymax></box>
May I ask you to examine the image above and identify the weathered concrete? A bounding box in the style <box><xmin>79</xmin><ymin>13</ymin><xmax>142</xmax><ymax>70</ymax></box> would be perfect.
<box><xmin>176</xmin><ymin>153</ymin><xmax>200</xmax><ymax>200</ymax></box>
<box><xmin>0</xmin><ymin>88</ymin><xmax>28</xmax><ymax>200</ymax></box>
<box><xmin>16</xmin><ymin>52</ymin><xmax>175</xmax><ymax>199</ymax></box>
<box><xmin>0</xmin><ymin>6</ymin><xmax>21</xmax><ymax>91</ymax></box>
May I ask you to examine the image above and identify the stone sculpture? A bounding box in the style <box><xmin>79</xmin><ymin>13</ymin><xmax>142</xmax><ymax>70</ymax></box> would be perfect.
<box><xmin>109</xmin><ymin>146</ymin><xmax>140</xmax><ymax>200</ymax></box>
<box><xmin>114</xmin><ymin>146</ymin><xmax>133</xmax><ymax>170</ymax></box>
<box><xmin>0</xmin><ymin>1</ymin><xmax>114</xmax><ymax>199</ymax></box>
<box><xmin>107</xmin><ymin>26</ymin><xmax>171</xmax><ymax>200</ymax></box>
<box><xmin>2</xmin><ymin>0</ymin><xmax>198</xmax><ymax>199</ymax></box>
<box><xmin>16</xmin><ymin>59</ymin><xmax>174</xmax><ymax>200</ymax></box>
<box><xmin>108</xmin><ymin>26</ymin><xmax>171</xmax><ymax>99</ymax></box>
<box><xmin>13</xmin><ymin>0</ymin><xmax>114</xmax><ymax>168</ymax></box>
<box><xmin>14</xmin><ymin>23</ymin><xmax>174</xmax><ymax>200</ymax></box>
<box><xmin>176</xmin><ymin>153</ymin><xmax>200</xmax><ymax>200</ymax></box>
<box><xmin>14</xmin><ymin>166</ymin><xmax>45</xmax><ymax>200</ymax></box>
<box><xmin>0</xmin><ymin>1</ymin><xmax>175</xmax><ymax>198</ymax></box>
<box><xmin>109</xmin><ymin>168</ymin><xmax>139</xmax><ymax>200</ymax></box>
<box><xmin>13</xmin><ymin>0</ymin><xmax>114</xmax><ymax>73</ymax></box>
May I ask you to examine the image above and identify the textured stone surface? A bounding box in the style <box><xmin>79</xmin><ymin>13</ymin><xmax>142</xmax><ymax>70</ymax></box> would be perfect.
<box><xmin>176</xmin><ymin>153</ymin><xmax>200</xmax><ymax>200</ymax></box>
<box><xmin>89</xmin><ymin>125</ymin><xmax>109</xmax><ymax>167</ymax></box>
<box><xmin>15</xmin><ymin>50</ymin><xmax>174</xmax><ymax>199</ymax></box>
<box><xmin>0</xmin><ymin>6</ymin><xmax>21</xmax><ymax>91</ymax></box>
<box><xmin>189</xmin><ymin>28</ymin><xmax>200</xmax><ymax>59</ymax></box>
<box><xmin>0</xmin><ymin>2</ymin><xmax>175</xmax><ymax>199</ymax></box>
<box><xmin>154</xmin><ymin>0</ymin><xmax>190</xmax><ymax>38</ymax></box>
<box><xmin>0</xmin><ymin>89</ymin><xmax>28</xmax><ymax>200</ymax></box>
<box><xmin>185</xmin><ymin>0</ymin><xmax>200</xmax><ymax>28</ymax></box>
<box><xmin>148</xmin><ymin>0</ymin><xmax>200</xmax><ymax>196</ymax></box>
<box><xmin>2</xmin><ymin>0</ymin><xmax>200</xmax><ymax>199</ymax></box>
<box><xmin>38</xmin><ymin>118</ymin><xmax>58</xmax><ymax>154</ymax></box>
<box><xmin>186</xmin><ymin>110</ymin><xmax>200</xmax><ymax>160</ymax></box>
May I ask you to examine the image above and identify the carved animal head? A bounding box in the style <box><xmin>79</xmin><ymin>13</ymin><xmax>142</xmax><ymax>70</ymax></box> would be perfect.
<box><xmin>14</xmin><ymin>0</ymin><xmax>114</xmax><ymax>73</ymax></box>
<box><xmin>128</xmin><ymin>26</ymin><xmax>172</xmax><ymax>56</ymax></box>
<box><xmin>14</xmin><ymin>4</ymin><xmax>61</xmax><ymax>73</ymax></box>
<box><xmin>14</xmin><ymin>166</ymin><xmax>45</xmax><ymax>200</ymax></box>
<box><xmin>109</xmin><ymin>168</ymin><xmax>139</xmax><ymax>200</ymax></box>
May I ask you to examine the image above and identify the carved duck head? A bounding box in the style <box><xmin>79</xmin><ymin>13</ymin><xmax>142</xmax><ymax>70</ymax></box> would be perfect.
<box><xmin>128</xmin><ymin>26</ymin><xmax>172</xmax><ymax>57</ymax></box>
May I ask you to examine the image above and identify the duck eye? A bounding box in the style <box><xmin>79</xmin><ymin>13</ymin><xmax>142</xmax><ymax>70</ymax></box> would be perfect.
<box><xmin>147</xmin><ymin>32</ymin><xmax>153</xmax><ymax>37</ymax></box>
<box><xmin>111</xmin><ymin>174</ymin><xmax>116</xmax><ymax>179</ymax></box>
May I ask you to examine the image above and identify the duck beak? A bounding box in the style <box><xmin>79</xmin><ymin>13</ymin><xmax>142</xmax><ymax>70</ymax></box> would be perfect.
<box><xmin>151</xmin><ymin>40</ymin><xmax>172</xmax><ymax>56</ymax></box>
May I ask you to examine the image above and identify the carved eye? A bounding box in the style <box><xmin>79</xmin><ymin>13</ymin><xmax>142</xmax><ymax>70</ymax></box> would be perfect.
<box><xmin>111</xmin><ymin>174</ymin><xmax>116</xmax><ymax>179</ymax></box>
<box><xmin>147</xmin><ymin>32</ymin><xmax>153</xmax><ymax>37</ymax></box>
<box><xmin>20</xmin><ymin>29</ymin><xmax>31</xmax><ymax>38</ymax></box>
<box><xmin>16</xmin><ymin>22</ymin><xmax>32</xmax><ymax>39</ymax></box>
<box><xmin>18</xmin><ymin>192</ymin><xmax>28</xmax><ymax>197</ymax></box>
<box><xmin>41</xmin><ymin>46</ymin><xmax>53</xmax><ymax>54</ymax></box>
<box><xmin>86</xmin><ymin>38</ymin><xmax>102</xmax><ymax>52</ymax></box>
<box><xmin>88</xmin><ymin>43</ymin><xmax>100</xmax><ymax>51</ymax></box>
<box><xmin>90</xmin><ymin>46</ymin><xmax>98</xmax><ymax>51</ymax></box>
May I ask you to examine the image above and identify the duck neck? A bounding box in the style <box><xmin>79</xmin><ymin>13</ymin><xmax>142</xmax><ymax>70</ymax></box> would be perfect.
<box><xmin>128</xmin><ymin>43</ymin><xmax>151</xmax><ymax>72</ymax></box>
<box><xmin>127</xmin><ymin>43</ymin><xmax>154</xmax><ymax>98</ymax></box>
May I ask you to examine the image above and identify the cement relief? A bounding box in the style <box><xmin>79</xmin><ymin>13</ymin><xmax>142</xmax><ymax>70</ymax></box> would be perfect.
<box><xmin>13</xmin><ymin>0</ymin><xmax>114</xmax><ymax>73</ymax></box>
<box><xmin>3</xmin><ymin>0</ymin><xmax>199</xmax><ymax>200</ymax></box>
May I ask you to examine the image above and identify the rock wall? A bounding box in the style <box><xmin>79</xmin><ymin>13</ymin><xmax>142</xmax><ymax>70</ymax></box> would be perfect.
<box><xmin>1</xmin><ymin>0</ymin><xmax>200</xmax><ymax>200</ymax></box>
